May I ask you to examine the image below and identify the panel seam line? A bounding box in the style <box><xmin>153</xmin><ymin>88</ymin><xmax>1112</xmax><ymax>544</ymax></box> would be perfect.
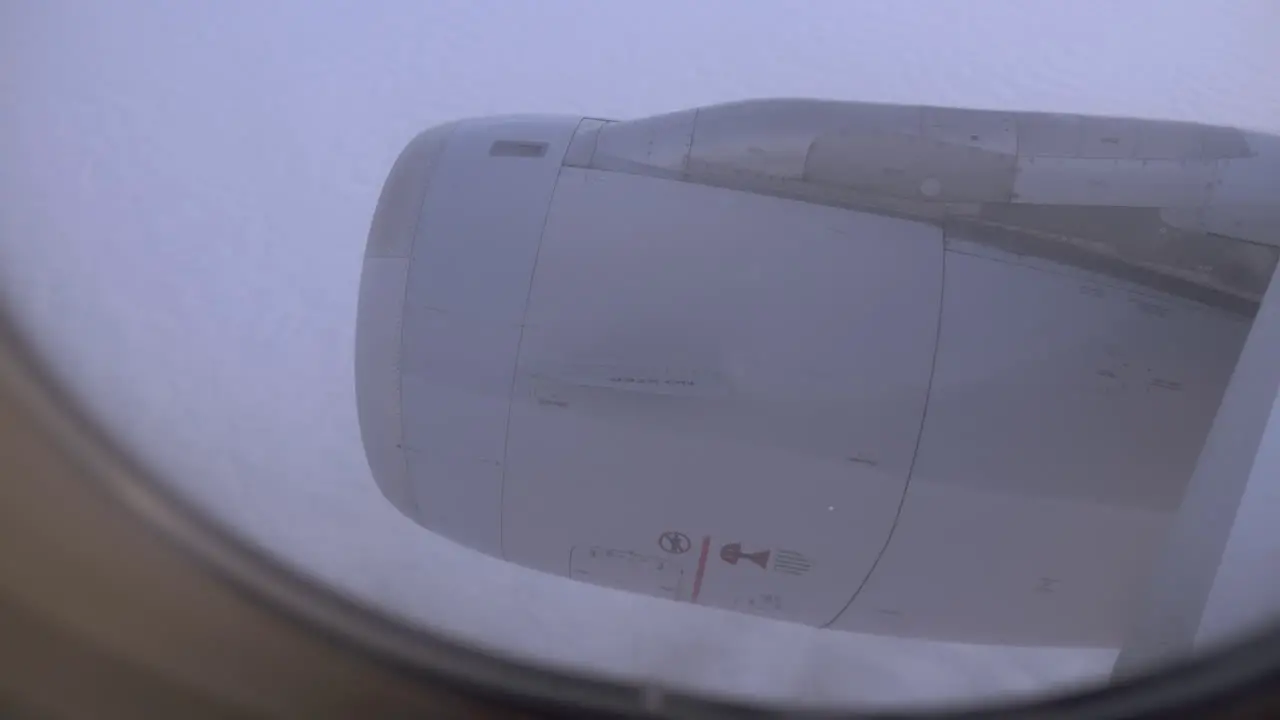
<box><xmin>823</xmin><ymin>237</ymin><xmax>948</xmax><ymax>628</ymax></box>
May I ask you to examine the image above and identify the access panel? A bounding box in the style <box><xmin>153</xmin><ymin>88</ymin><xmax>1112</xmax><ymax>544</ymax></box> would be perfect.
<box><xmin>835</xmin><ymin>241</ymin><xmax>1250</xmax><ymax>644</ymax></box>
<box><xmin>501</xmin><ymin>168</ymin><xmax>944</xmax><ymax>626</ymax></box>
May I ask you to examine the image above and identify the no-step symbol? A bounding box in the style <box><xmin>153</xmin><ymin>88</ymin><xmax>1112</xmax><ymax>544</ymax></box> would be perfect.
<box><xmin>658</xmin><ymin>531</ymin><xmax>692</xmax><ymax>555</ymax></box>
<box><xmin>720</xmin><ymin>542</ymin><xmax>770</xmax><ymax>569</ymax></box>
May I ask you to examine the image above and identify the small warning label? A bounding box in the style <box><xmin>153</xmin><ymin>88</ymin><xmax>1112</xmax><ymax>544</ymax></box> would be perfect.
<box><xmin>719</xmin><ymin>542</ymin><xmax>770</xmax><ymax>569</ymax></box>
<box><xmin>772</xmin><ymin>549</ymin><xmax>812</xmax><ymax>576</ymax></box>
<box><xmin>658</xmin><ymin>531</ymin><xmax>692</xmax><ymax>555</ymax></box>
<box><xmin>744</xmin><ymin>593</ymin><xmax>783</xmax><ymax>612</ymax></box>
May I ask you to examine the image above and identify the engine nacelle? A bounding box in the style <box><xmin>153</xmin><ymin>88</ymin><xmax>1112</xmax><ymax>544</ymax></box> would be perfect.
<box><xmin>355</xmin><ymin>100</ymin><xmax>1277</xmax><ymax>646</ymax></box>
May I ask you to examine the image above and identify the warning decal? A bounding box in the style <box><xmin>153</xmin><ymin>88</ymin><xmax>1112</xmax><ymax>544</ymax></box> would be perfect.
<box><xmin>772</xmin><ymin>549</ymin><xmax>812</xmax><ymax>576</ymax></box>
<box><xmin>690</xmin><ymin>536</ymin><xmax>712</xmax><ymax>603</ymax></box>
<box><xmin>657</xmin><ymin>531</ymin><xmax>692</xmax><ymax>555</ymax></box>
<box><xmin>569</xmin><ymin>546</ymin><xmax>684</xmax><ymax>600</ymax></box>
<box><xmin>719</xmin><ymin>542</ymin><xmax>770</xmax><ymax>569</ymax></box>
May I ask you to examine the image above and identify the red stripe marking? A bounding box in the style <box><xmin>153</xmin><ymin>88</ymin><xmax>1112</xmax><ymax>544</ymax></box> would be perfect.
<box><xmin>690</xmin><ymin>536</ymin><xmax>711</xmax><ymax>603</ymax></box>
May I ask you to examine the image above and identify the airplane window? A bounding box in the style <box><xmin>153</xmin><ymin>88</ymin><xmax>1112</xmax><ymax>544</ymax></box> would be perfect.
<box><xmin>3</xmin><ymin>3</ymin><xmax>1280</xmax><ymax>718</ymax></box>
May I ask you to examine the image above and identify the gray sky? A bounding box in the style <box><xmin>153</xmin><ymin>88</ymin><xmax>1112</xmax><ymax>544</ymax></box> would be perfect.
<box><xmin>3</xmin><ymin>0</ymin><xmax>1278</xmax><ymax>710</ymax></box>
